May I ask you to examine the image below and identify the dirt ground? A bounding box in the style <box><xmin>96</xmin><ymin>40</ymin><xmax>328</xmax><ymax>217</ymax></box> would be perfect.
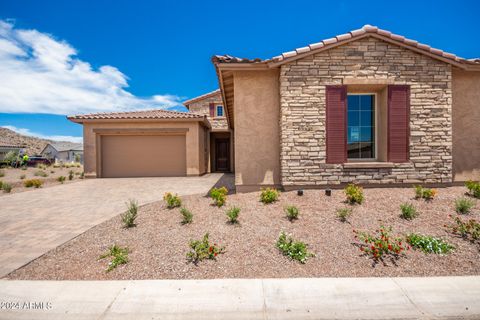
<box><xmin>0</xmin><ymin>164</ymin><xmax>84</xmax><ymax>195</ymax></box>
<box><xmin>7</xmin><ymin>185</ymin><xmax>480</xmax><ymax>280</ymax></box>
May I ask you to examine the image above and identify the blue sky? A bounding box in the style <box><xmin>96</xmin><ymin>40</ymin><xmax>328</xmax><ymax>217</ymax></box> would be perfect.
<box><xmin>0</xmin><ymin>0</ymin><xmax>479</xmax><ymax>142</ymax></box>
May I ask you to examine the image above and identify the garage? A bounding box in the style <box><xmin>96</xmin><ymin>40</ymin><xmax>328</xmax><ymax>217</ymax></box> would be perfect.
<box><xmin>101</xmin><ymin>134</ymin><xmax>186</xmax><ymax>178</ymax></box>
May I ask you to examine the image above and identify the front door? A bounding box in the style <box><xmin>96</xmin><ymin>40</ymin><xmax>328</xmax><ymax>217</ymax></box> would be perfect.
<box><xmin>215</xmin><ymin>139</ymin><xmax>230</xmax><ymax>172</ymax></box>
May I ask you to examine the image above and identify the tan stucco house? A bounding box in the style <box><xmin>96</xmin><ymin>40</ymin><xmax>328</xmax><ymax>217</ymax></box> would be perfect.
<box><xmin>69</xmin><ymin>25</ymin><xmax>480</xmax><ymax>192</ymax></box>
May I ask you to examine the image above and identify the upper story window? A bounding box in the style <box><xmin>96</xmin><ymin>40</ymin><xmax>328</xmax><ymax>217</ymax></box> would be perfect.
<box><xmin>347</xmin><ymin>94</ymin><xmax>376</xmax><ymax>160</ymax></box>
<box><xmin>216</xmin><ymin>105</ymin><xmax>224</xmax><ymax>117</ymax></box>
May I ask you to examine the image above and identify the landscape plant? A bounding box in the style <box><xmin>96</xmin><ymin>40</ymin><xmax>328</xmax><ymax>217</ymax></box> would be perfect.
<box><xmin>276</xmin><ymin>231</ymin><xmax>315</xmax><ymax>264</ymax></box>
<box><xmin>455</xmin><ymin>197</ymin><xmax>475</xmax><ymax>214</ymax></box>
<box><xmin>406</xmin><ymin>233</ymin><xmax>454</xmax><ymax>254</ymax></box>
<box><xmin>20</xmin><ymin>174</ymin><xmax>26</xmax><ymax>180</ymax></box>
<box><xmin>353</xmin><ymin>226</ymin><xmax>409</xmax><ymax>261</ymax></box>
<box><xmin>68</xmin><ymin>170</ymin><xmax>74</xmax><ymax>180</ymax></box>
<box><xmin>121</xmin><ymin>200</ymin><xmax>138</xmax><ymax>228</ymax></box>
<box><xmin>34</xmin><ymin>170</ymin><xmax>48</xmax><ymax>177</ymax></box>
<box><xmin>465</xmin><ymin>180</ymin><xmax>480</xmax><ymax>199</ymax></box>
<box><xmin>209</xmin><ymin>186</ymin><xmax>228</xmax><ymax>207</ymax></box>
<box><xmin>400</xmin><ymin>203</ymin><xmax>418</xmax><ymax>220</ymax></box>
<box><xmin>414</xmin><ymin>185</ymin><xmax>437</xmax><ymax>201</ymax></box>
<box><xmin>163</xmin><ymin>192</ymin><xmax>181</xmax><ymax>209</ymax></box>
<box><xmin>0</xmin><ymin>170</ymin><xmax>4</xmax><ymax>177</ymax></box>
<box><xmin>260</xmin><ymin>188</ymin><xmax>279</xmax><ymax>204</ymax></box>
<box><xmin>284</xmin><ymin>205</ymin><xmax>299</xmax><ymax>221</ymax></box>
<box><xmin>180</xmin><ymin>207</ymin><xmax>193</xmax><ymax>225</ymax></box>
<box><xmin>447</xmin><ymin>216</ymin><xmax>480</xmax><ymax>242</ymax></box>
<box><xmin>24</xmin><ymin>179</ymin><xmax>43</xmax><ymax>188</ymax></box>
<box><xmin>57</xmin><ymin>176</ymin><xmax>66</xmax><ymax>184</ymax></box>
<box><xmin>2</xmin><ymin>182</ymin><xmax>12</xmax><ymax>193</ymax></box>
<box><xmin>3</xmin><ymin>151</ymin><xmax>19</xmax><ymax>166</ymax></box>
<box><xmin>337</xmin><ymin>207</ymin><xmax>353</xmax><ymax>222</ymax></box>
<box><xmin>99</xmin><ymin>244</ymin><xmax>129</xmax><ymax>272</ymax></box>
<box><xmin>344</xmin><ymin>184</ymin><xmax>364</xmax><ymax>204</ymax></box>
<box><xmin>186</xmin><ymin>233</ymin><xmax>224</xmax><ymax>264</ymax></box>
<box><xmin>226</xmin><ymin>206</ymin><xmax>240</xmax><ymax>224</ymax></box>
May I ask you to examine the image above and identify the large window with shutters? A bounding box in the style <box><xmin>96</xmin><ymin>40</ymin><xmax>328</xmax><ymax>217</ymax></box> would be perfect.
<box><xmin>347</xmin><ymin>94</ymin><xmax>376</xmax><ymax>160</ymax></box>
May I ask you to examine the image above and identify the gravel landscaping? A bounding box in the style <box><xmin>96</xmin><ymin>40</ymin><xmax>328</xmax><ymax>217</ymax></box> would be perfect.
<box><xmin>7</xmin><ymin>185</ymin><xmax>480</xmax><ymax>280</ymax></box>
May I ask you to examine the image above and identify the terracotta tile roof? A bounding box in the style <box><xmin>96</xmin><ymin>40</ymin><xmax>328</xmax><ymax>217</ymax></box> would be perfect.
<box><xmin>212</xmin><ymin>24</ymin><xmax>480</xmax><ymax>68</ymax></box>
<box><xmin>183</xmin><ymin>89</ymin><xmax>221</xmax><ymax>105</ymax></box>
<box><xmin>0</xmin><ymin>138</ymin><xmax>25</xmax><ymax>148</ymax></box>
<box><xmin>68</xmin><ymin>109</ymin><xmax>205</xmax><ymax>121</ymax></box>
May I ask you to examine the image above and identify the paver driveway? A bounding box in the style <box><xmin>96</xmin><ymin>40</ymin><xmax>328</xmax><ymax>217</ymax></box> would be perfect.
<box><xmin>0</xmin><ymin>173</ymin><xmax>227</xmax><ymax>277</ymax></box>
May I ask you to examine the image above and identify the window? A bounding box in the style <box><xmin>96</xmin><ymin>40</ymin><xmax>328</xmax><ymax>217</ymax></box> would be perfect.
<box><xmin>216</xmin><ymin>105</ymin><xmax>224</xmax><ymax>117</ymax></box>
<box><xmin>347</xmin><ymin>94</ymin><xmax>375</xmax><ymax>159</ymax></box>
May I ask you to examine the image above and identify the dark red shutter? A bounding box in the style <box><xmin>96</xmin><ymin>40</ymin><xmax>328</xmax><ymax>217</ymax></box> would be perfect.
<box><xmin>326</xmin><ymin>85</ymin><xmax>347</xmax><ymax>164</ymax></box>
<box><xmin>388</xmin><ymin>85</ymin><xmax>410</xmax><ymax>163</ymax></box>
<box><xmin>209</xmin><ymin>103</ymin><xmax>215</xmax><ymax>117</ymax></box>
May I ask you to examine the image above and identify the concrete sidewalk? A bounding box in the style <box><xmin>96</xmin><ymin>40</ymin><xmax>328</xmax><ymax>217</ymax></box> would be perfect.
<box><xmin>1</xmin><ymin>276</ymin><xmax>479</xmax><ymax>319</ymax></box>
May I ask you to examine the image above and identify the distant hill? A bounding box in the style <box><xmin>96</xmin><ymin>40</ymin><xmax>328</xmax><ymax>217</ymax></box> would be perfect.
<box><xmin>0</xmin><ymin>127</ymin><xmax>66</xmax><ymax>156</ymax></box>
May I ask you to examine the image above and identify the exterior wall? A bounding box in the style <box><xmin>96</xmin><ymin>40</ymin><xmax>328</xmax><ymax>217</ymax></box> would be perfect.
<box><xmin>452</xmin><ymin>69</ymin><xmax>480</xmax><ymax>181</ymax></box>
<box><xmin>280</xmin><ymin>36</ymin><xmax>453</xmax><ymax>187</ymax></box>
<box><xmin>0</xmin><ymin>147</ymin><xmax>23</xmax><ymax>161</ymax></box>
<box><xmin>233</xmin><ymin>69</ymin><xmax>281</xmax><ymax>192</ymax></box>
<box><xmin>187</xmin><ymin>92</ymin><xmax>228</xmax><ymax>131</ymax></box>
<box><xmin>82</xmin><ymin>121</ymin><xmax>206</xmax><ymax>178</ymax></box>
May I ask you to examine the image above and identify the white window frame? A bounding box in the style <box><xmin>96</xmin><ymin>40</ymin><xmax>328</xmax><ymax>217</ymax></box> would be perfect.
<box><xmin>216</xmin><ymin>105</ymin><xmax>224</xmax><ymax>117</ymax></box>
<box><xmin>346</xmin><ymin>92</ymin><xmax>378</xmax><ymax>162</ymax></box>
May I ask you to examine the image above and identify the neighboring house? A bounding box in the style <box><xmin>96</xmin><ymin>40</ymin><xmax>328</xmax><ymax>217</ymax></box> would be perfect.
<box><xmin>41</xmin><ymin>142</ymin><xmax>84</xmax><ymax>164</ymax></box>
<box><xmin>69</xmin><ymin>24</ymin><xmax>480</xmax><ymax>192</ymax></box>
<box><xmin>0</xmin><ymin>139</ymin><xmax>25</xmax><ymax>161</ymax></box>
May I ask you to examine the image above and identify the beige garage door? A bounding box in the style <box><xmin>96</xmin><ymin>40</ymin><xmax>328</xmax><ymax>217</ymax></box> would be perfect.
<box><xmin>101</xmin><ymin>135</ymin><xmax>186</xmax><ymax>178</ymax></box>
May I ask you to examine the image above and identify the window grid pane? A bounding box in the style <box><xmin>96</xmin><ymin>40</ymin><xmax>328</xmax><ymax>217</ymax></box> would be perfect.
<box><xmin>347</xmin><ymin>95</ymin><xmax>375</xmax><ymax>159</ymax></box>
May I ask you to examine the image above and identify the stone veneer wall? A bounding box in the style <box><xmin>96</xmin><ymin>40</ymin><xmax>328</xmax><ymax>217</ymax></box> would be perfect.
<box><xmin>279</xmin><ymin>36</ymin><xmax>452</xmax><ymax>186</ymax></box>
<box><xmin>187</xmin><ymin>93</ymin><xmax>228</xmax><ymax>131</ymax></box>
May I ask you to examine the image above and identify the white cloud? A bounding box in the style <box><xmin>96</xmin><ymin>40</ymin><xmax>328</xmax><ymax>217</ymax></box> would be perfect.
<box><xmin>0</xmin><ymin>20</ymin><xmax>183</xmax><ymax>115</ymax></box>
<box><xmin>2</xmin><ymin>125</ymin><xmax>82</xmax><ymax>143</ymax></box>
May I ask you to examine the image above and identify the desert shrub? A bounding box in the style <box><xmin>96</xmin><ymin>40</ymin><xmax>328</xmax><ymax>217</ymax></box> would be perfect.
<box><xmin>226</xmin><ymin>206</ymin><xmax>240</xmax><ymax>224</ymax></box>
<box><xmin>36</xmin><ymin>163</ymin><xmax>47</xmax><ymax>170</ymax></box>
<box><xmin>285</xmin><ymin>205</ymin><xmax>299</xmax><ymax>221</ymax></box>
<box><xmin>353</xmin><ymin>226</ymin><xmax>408</xmax><ymax>261</ymax></box>
<box><xmin>80</xmin><ymin>172</ymin><xmax>84</xmax><ymax>179</ymax></box>
<box><xmin>68</xmin><ymin>170</ymin><xmax>74</xmax><ymax>180</ymax></box>
<box><xmin>75</xmin><ymin>172</ymin><xmax>80</xmax><ymax>175</ymax></box>
<box><xmin>413</xmin><ymin>185</ymin><xmax>437</xmax><ymax>201</ymax></box>
<box><xmin>260</xmin><ymin>188</ymin><xmax>279</xmax><ymax>204</ymax></box>
<box><xmin>400</xmin><ymin>203</ymin><xmax>418</xmax><ymax>220</ymax></box>
<box><xmin>34</xmin><ymin>170</ymin><xmax>48</xmax><ymax>177</ymax></box>
<box><xmin>99</xmin><ymin>244</ymin><xmax>129</xmax><ymax>272</ymax></box>
<box><xmin>180</xmin><ymin>207</ymin><xmax>193</xmax><ymax>225</ymax></box>
<box><xmin>0</xmin><ymin>181</ymin><xmax>3</xmax><ymax>189</ymax></box>
<box><xmin>2</xmin><ymin>182</ymin><xmax>12</xmax><ymax>193</ymax></box>
<box><xmin>406</xmin><ymin>233</ymin><xmax>454</xmax><ymax>254</ymax></box>
<box><xmin>455</xmin><ymin>197</ymin><xmax>475</xmax><ymax>214</ymax></box>
<box><xmin>163</xmin><ymin>192</ymin><xmax>181</xmax><ymax>209</ymax></box>
<box><xmin>276</xmin><ymin>232</ymin><xmax>315</xmax><ymax>264</ymax></box>
<box><xmin>121</xmin><ymin>200</ymin><xmax>138</xmax><ymax>228</ymax></box>
<box><xmin>344</xmin><ymin>183</ymin><xmax>364</xmax><ymax>204</ymax></box>
<box><xmin>447</xmin><ymin>216</ymin><xmax>480</xmax><ymax>242</ymax></box>
<box><xmin>57</xmin><ymin>176</ymin><xmax>66</xmax><ymax>184</ymax></box>
<box><xmin>24</xmin><ymin>179</ymin><xmax>43</xmax><ymax>188</ymax></box>
<box><xmin>53</xmin><ymin>163</ymin><xmax>61</xmax><ymax>168</ymax></box>
<box><xmin>186</xmin><ymin>233</ymin><xmax>224</xmax><ymax>264</ymax></box>
<box><xmin>19</xmin><ymin>174</ymin><xmax>26</xmax><ymax>180</ymax></box>
<box><xmin>209</xmin><ymin>187</ymin><xmax>228</xmax><ymax>207</ymax></box>
<box><xmin>50</xmin><ymin>170</ymin><xmax>55</xmax><ymax>174</ymax></box>
<box><xmin>4</xmin><ymin>151</ymin><xmax>19</xmax><ymax>165</ymax></box>
<box><xmin>21</xmin><ymin>166</ymin><xmax>27</xmax><ymax>171</ymax></box>
<box><xmin>337</xmin><ymin>207</ymin><xmax>352</xmax><ymax>222</ymax></box>
<box><xmin>465</xmin><ymin>180</ymin><xmax>480</xmax><ymax>199</ymax></box>
<box><xmin>0</xmin><ymin>170</ymin><xmax>4</xmax><ymax>177</ymax></box>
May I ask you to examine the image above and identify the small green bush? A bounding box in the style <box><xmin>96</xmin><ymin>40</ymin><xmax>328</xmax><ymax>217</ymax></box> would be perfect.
<box><xmin>0</xmin><ymin>170</ymin><xmax>4</xmax><ymax>177</ymax></box>
<box><xmin>57</xmin><ymin>176</ymin><xmax>66</xmax><ymax>183</ymax></box>
<box><xmin>20</xmin><ymin>174</ymin><xmax>26</xmax><ymax>180</ymax></box>
<box><xmin>406</xmin><ymin>233</ymin><xmax>454</xmax><ymax>254</ymax></box>
<box><xmin>24</xmin><ymin>179</ymin><xmax>43</xmax><ymax>188</ymax></box>
<box><xmin>163</xmin><ymin>192</ymin><xmax>181</xmax><ymax>209</ymax></box>
<box><xmin>337</xmin><ymin>207</ymin><xmax>352</xmax><ymax>222</ymax></box>
<box><xmin>465</xmin><ymin>180</ymin><xmax>480</xmax><ymax>199</ymax></box>
<box><xmin>180</xmin><ymin>207</ymin><xmax>193</xmax><ymax>225</ymax></box>
<box><xmin>0</xmin><ymin>181</ymin><xmax>3</xmax><ymax>189</ymax></box>
<box><xmin>285</xmin><ymin>205</ymin><xmax>299</xmax><ymax>221</ymax></box>
<box><xmin>447</xmin><ymin>216</ymin><xmax>480</xmax><ymax>242</ymax></box>
<box><xmin>36</xmin><ymin>163</ymin><xmax>47</xmax><ymax>170</ymax></box>
<box><xmin>68</xmin><ymin>170</ymin><xmax>74</xmax><ymax>180</ymax></box>
<box><xmin>400</xmin><ymin>203</ymin><xmax>418</xmax><ymax>220</ymax></box>
<box><xmin>210</xmin><ymin>186</ymin><xmax>228</xmax><ymax>207</ymax></box>
<box><xmin>121</xmin><ymin>200</ymin><xmax>138</xmax><ymax>228</ymax></box>
<box><xmin>455</xmin><ymin>197</ymin><xmax>475</xmax><ymax>214</ymax></box>
<box><xmin>186</xmin><ymin>233</ymin><xmax>224</xmax><ymax>264</ymax></box>
<box><xmin>276</xmin><ymin>232</ymin><xmax>315</xmax><ymax>264</ymax></box>
<box><xmin>99</xmin><ymin>244</ymin><xmax>129</xmax><ymax>272</ymax></box>
<box><xmin>21</xmin><ymin>166</ymin><xmax>27</xmax><ymax>171</ymax></box>
<box><xmin>226</xmin><ymin>206</ymin><xmax>240</xmax><ymax>224</ymax></box>
<box><xmin>34</xmin><ymin>170</ymin><xmax>48</xmax><ymax>177</ymax></box>
<box><xmin>260</xmin><ymin>188</ymin><xmax>279</xmax><ymax>204</ymax></box>
<box><xmin>2</xmin><ymin>182</ymin><xmax>12</xmax><ymax>193</ymax></box>
<box><xmin>344</xmin><ymin>184</ymin><xmax>364</xmax><ymax>204</ymax></box>
<box><xmin>413</xmin><ymin>185</ymin><xmax>437</xmax><ymax>200</ymax></box>
<box><xmin>353</xmin><ymin>226</ymin><xmax>408</xmax><ymax>261</ymax></box>
<box><xmin>80</xmin><ymin>172</ymin><xmax>84</xmax><ymax>179</ymax></box>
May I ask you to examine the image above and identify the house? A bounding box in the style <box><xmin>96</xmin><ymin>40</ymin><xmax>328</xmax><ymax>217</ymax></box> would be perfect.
<box><xmin>0</xmin><ymin>139</ymin><xmax>25</xmax><ymax>161</ymax></box>
<box><xmin>68</xmin><ymin>25</ymin><xmax>480</xmax><ymax>192</ymax></box>
<box><xmin>41</xmin><ymin>142</ymin><xmax>84</xmax><ymax>164</ymax></box>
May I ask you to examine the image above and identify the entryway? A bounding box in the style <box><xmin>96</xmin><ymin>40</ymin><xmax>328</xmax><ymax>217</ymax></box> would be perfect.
<box><xmin>210</xmin><ymin>132</ymin><xmax>232</xmax><ymax>172</ymax></box>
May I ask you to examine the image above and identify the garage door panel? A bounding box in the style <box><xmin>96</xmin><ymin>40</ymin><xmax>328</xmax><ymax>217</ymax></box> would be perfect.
<box><xmin>101</xmin><ymin>135</ymin><xmax>186</xmax><ymax>177</ymax></box>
